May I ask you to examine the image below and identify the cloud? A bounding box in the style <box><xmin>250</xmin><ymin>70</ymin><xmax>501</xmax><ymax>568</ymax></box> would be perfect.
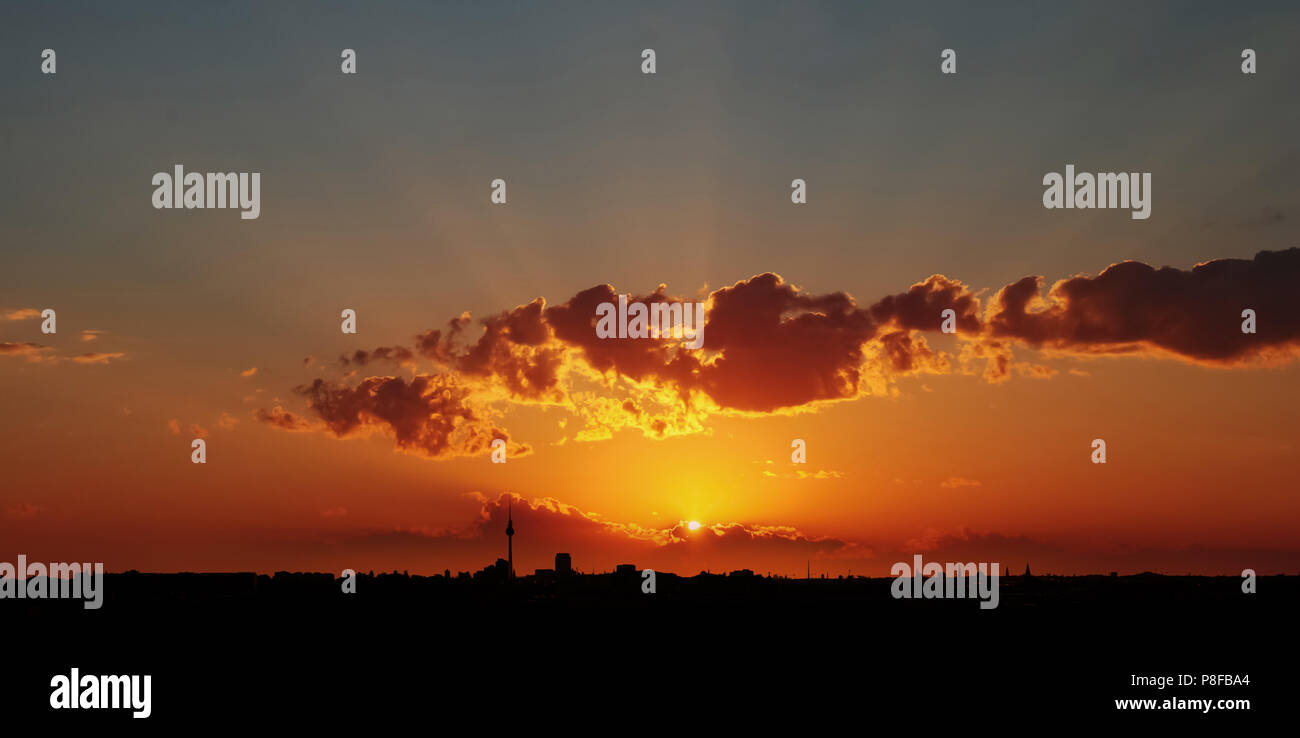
<box><xmin>240</xmin><ymin>367</ymin><xmax>258</xmax><ymax>377</ymax></box>
<box><xmin>254</xmin><ymin>406</ymin><xmax>312</xmax><ymax>431</ymax></box>
<box><xmin>0</xmin><ymin>342</ymin><xmax>55</xmax><ymax>363</ymax></box>
<box><xmin>261</xmin><ymin>249</ymin><xmax>1300</xmax><ymax>458</ymax></box>
<box><xmin>217</xmin><ymin>412</ymin><xmax>239</xmax><ymax>431</ymax></box>
<box><xmin>338</xmin><ymin>347</ymin><xmax>416</xmax><ymax>369</ymax></box>
<box><xmin>761</xmin><ymin>466</ymin><xmax>846</xmax><ymax>480</ymax></box>
<box><xmin>869</xmin><ymin>274</ymin><xmax>984</xmax><ymax>335</ymax></box>
<box><xmin>986</xmin><ymin>248</ymin><xmax>1300</xmax><ymax>365</ymax></box>
<box><xmin>1</xmin><ymin>308</ymin><xmax>41</xmax><ymax>321</ymax></box>
<box><xmin>693</xmin><ymin>274</ymin><xmax>882</xmax><ymax>411</ymax></box>
<box><xmin>166</xmin><ymin>419</ymin><xmax>181</xmax><ymax>435</ymax></box>
<box><xmin>266</xmin><ymin>275</ymin><xmax>967</xmax><ymax>457</ymax></box>
<box><xmin>80</xmin><ymin>329</ymin><xmax>105</xmax><ymax>342</ymax></box>
<box><xmin>1</xmin><ymin>342</ymin><xmax>125</xmax><ymax>365</ymax></box>
<box><xmin>795</xmin><ymin>469</ymin><xmax>844</xmax><ymax>480</ymax></box>
<box><xmin>285</xmin><ymin>375</ymin><xmax>531</xmax><ymax>460</ymax></box>
<box><xmin>71</xmin><ymin>352</ymin><xmax>125</xmax><ymax>365</ymax></box>
<box><xmin>426</xmin><ymin>273</ymin><xmax>976</xmax><ymax>415</ymax></box>
<box><xmin>940</xmin><ymin>477</ymin><xmax>982</xmax><ymax>489</ymax></box>
<box><xmin>6</xmin><ymin>503</ymin><xmax>41</xmax><ymax>520</ymax></box>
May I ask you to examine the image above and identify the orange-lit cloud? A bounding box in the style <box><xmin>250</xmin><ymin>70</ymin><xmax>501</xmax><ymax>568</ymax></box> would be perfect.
<box><xmin>71</xmin><ymin>352</ymin><xmax>126</xmax><ymax>365</ymax></box>
<box><xmin>254</xmin><ymin>405</ymin><xmax>312</xmax><ymax>431</ymax></box>
<box><xmin>261</xmin><ymin>249</ymin><xmax>1300</xmax><ymax>460</ymax></box>
<box><xmin>289</xmin><ymin>375</ymin><xmax>531</xmax><ymax>460</ymax></box>
<box><xmin>1</xmin><ymin>342</ymin><xmax>125</xmax><ymax>365</ymax></box>
<box><xmin>1</xmin><ymin>308</ymin><xmax>41</xmax><ymax>321</ymax></box>
<box><xmin>217</xmin><ymin>412</ymin><xmax>239</xmax><ymax>431</ymax></box>
<box><xmin>0</xmin><ymin>342</ymin><xmax>55</xmax><ymax>363</ymax></box>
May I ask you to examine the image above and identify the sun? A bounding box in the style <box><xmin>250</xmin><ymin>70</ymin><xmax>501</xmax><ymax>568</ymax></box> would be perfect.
<box><xmin>687</xmin><ymin>520</ymin><xmax>701</xmax><ymax>531</ymax></box>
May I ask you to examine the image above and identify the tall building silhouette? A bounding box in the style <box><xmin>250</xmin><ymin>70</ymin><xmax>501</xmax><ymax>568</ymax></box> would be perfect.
<box><xmin>555</xmin><ymin>552</ymin><xmax>572</xmax><ymax>576</ymax></box>
<box><xmin>505</xmin><ymin>498</ymin><xmax>515</xmax><ymax>580</ymax></box>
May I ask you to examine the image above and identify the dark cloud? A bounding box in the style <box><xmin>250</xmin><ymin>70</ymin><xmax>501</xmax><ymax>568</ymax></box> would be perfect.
<box><xmin>289</xmin><ymin>375</ymin><xmax>530</xmax><ymax>460</ymax></box>
<box><xmin>453</xmin><ymin>299</ymin><xmax>564</xmax><ymax>400</ymax></box>
<box><xmin>691</xmin><ymin>273</ymin><xmax>875</xmax><ymax>411</ymax></box>
<box><xmin>987</xmin><ymin>248</ymin><xmax>1300</xmax><ymax>364</ymax></box>
<box><xmin>339</xmin><ymin>346</ymin><xmax>415</xmax><ymax>368</ymax></box>
<box><xmin>869</xmin><ymin>274</ymin><xmax>982</xmax><ymax>334</ymax></box>
<box><xmin>0</xmin><ymin>341</ymin><xmax>50</xmax><ymax>358</ymax></box>
<box><xmin>263</xmin><ymin>249</ymin><xmax>1300</xmax><ymax>455</ymax></box>
<box><xmin>254</xmin><ymin>406</ymin><xmax>312</xmax><ymax>431</ymax></box>
<box><xmin>543</xmin><ymin>283</ymin><xmax>692</xmax><ymax>385</ymax></box>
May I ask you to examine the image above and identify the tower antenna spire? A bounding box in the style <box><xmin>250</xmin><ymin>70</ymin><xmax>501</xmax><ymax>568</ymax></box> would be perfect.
<box><xmin>505</xmin><ymin>495</ymin><xmax>515</xmax><ymax>581</ymax></box>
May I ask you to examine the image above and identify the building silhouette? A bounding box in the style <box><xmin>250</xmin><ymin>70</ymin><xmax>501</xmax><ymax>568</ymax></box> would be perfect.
<box><xmin>473</xmin><ymin>558</ymin><xmax>510</xmax><ymax>582</ymax></box>
<box><xmin>555</xmin><ymin>552</ymin><xmax>572</xmax><ymax>576</ymax></box>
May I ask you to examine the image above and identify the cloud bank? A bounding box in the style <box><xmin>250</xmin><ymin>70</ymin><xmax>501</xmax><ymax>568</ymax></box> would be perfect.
<box><xmin>260</xmin><ymin>249</ymin><xmax>1300</xmax><ymax>458</ymax></box>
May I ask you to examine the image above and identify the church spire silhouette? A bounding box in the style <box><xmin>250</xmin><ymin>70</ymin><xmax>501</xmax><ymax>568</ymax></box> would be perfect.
<box><xmin>505</xmin><ymin>497</ymin><xmax>515</xmax><ymax>580</ymax></box>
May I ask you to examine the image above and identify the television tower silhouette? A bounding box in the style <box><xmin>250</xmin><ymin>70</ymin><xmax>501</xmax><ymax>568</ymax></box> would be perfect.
<box><xmin>505</xmin><ymin>497</ymin><xmax>515</xmax><ymax>580</ymax></box>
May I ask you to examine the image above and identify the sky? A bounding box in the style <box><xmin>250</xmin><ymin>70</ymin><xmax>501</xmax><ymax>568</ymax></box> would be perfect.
<box><xmin>2</xmin><ymin>1</ymin><xmax>1298</xmax><ymax>577</ymax></box>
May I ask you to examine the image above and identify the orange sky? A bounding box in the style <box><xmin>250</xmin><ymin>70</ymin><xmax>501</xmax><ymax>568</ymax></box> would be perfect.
<box><xmin>5</xmin><ymin>255</ymin><xmax>1299</xmax><ymax>577</ymax></box>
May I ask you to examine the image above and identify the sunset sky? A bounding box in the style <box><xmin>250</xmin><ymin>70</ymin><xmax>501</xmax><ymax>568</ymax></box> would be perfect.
<box><xmin>3</xmin><ymin>1</ymin><xmax>1298</xmax><ymax>577</ymax></box>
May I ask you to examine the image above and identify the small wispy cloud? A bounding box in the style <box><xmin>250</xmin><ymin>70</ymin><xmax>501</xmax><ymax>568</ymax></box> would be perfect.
<box><xmin>1</xmin><ymin>308</ymin><xmax>40</xmax><ymax>321</ymax></box>
<box><xmin>71</xmin><ymin>352</ymin><xmax>125</xmax><ymax>365</ymax></box>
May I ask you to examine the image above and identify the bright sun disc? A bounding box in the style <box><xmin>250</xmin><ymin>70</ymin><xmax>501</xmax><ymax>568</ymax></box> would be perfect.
<box><xmin>688</xmin><ymin>521</ymin><xmax>701</xmax><ymax>531</ymax></box>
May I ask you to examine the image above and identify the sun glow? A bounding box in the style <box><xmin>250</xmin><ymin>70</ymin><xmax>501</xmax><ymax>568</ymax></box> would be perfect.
<box><xmin>688</xmin><ymin>520</ymin><xmax>701</xmax><ymax>531</ymax></box>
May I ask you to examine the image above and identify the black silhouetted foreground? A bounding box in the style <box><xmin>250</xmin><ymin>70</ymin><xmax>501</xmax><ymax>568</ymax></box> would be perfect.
<box><xmin>5</xmin><ymin>565</ymin><xmax>1289</xmax><ymax>611</ymax></box>
<box><xmin>3</xmin><ymin>567</ymin><xmax>1290</xmax><ymax>725</ymax></box>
